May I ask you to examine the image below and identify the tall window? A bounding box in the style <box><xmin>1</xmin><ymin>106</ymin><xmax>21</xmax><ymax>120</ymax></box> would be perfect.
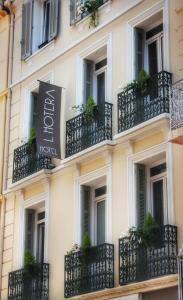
<box><xmin>24</xmin><ymin>207</ymin><xmax>45</xmax><ymax>263</ymax></box>
<box><xmin>81</xmin><ymin>184</ymin><xmax>106</xmax><ymax>245</ymax></box>
<box><xmin>134</xmin><ymin>23</ymin><xmax>164</xmax><ymax>77</ymax></box>
<box><xmin>21</xmin><ymin>0</ymin><xmax>59</xmax><ymax>60</ymax></box>
<box><xmin>83</xmin><ymin>57</ymin><xmax>107</xmax><ymax>105</ymax></box>
<box><xmin>135</xmin><ymin>161</ymin><xmax>167</xmax><ymax>228</ymax></box>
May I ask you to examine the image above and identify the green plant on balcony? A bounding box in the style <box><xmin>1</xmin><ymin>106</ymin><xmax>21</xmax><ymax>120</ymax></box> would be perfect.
<box><xmin>79</xmin><ymin>0</ymin><xmax>100</xmax><ymax>27</ymax></box>
<box><xmin>73</xmin><ymin>96</ymin><xmax>99</xmax><ymax>124</ymax></box>
<box><xmin>23</xmin><ymin>250</ymin><xmax>41</xmax><ymax>278</ymax></box>
<box><xmin>127</xmin><ymin>213</ymin><xmax>160</xmax><ymax>248</ymax></box>
<box><xmin>123</xmin><ymin>69</ymin><xmax>151</xmax><ymax>97</ymax></box>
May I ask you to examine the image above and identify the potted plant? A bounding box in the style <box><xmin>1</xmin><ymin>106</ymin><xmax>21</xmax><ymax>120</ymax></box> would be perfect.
<box><xmin>23</xmin><ymin>250</ymin><xmax>41</xmax><ymax>298</ymax></box>
<box><xmin>123</xmin><ymin>69</ymin><xmax>151</xmax><ymax>97</ymax></box>
<box><xmin>73</xmin><ymin>96</ymin><xmax>99</xmax><ymax>125</ymax></box>
<box><xmin>79</xmin><ymin>0</ymin><xmax>100</xmax><ymax>27</ymax></box>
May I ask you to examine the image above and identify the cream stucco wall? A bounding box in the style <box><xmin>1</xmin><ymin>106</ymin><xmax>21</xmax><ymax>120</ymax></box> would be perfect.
<box><xmin>1</xmin><ymin>0</ymin><xmax>183</xmax><ymax>299</ymax></box>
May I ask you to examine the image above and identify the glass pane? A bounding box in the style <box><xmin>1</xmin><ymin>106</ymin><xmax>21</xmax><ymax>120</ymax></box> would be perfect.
<box><xmin>148</xmin><ymin>41</ymin><xmax>158</xmax><ymax>76</ymax></box>
<box><xmin>37</xmin><ymin>222</ymin><xmax>45</xmax><ymax>263</ymax></box>
<box><xmin>153</xmin><ymin>180</ymin><xmax>164</xmax><ymax>227</ymax></box>
<box><xmin>97</xmin><ymin>72</ymin><xmax>105</xmax><ymax>106</ymax></box>
<box><xmin>95</xmin><ymin>186</ymin><xmax>106</xmax><ymax>197</ymax></box>
<box><xmin>150</xmin><ymin>163</ymin><xmax>166</xmax><ymax>177</ymax></box>
<box><xmin>97</xmin><ymin>200</ymin><xmax>105</xmax><ymax>245</ymax></box>
<box><xmin>95</xmin><ymin>58</ymin><xmax>107</xmax><ymax>71</ymax></box>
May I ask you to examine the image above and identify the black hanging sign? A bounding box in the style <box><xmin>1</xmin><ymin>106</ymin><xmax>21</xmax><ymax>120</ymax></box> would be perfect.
<box><xmin>36</xmin><ymin>81</ymin><xmax>61</xmax><ymax>159</ymax></box>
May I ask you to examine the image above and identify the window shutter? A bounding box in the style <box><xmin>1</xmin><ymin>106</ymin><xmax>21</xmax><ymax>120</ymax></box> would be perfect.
<box><xmin>81</xmin><ymin>185</ymin><xmax>91</xmax><ymax>240</ymax></box>
<box><xmin>48</xmin><ymin>0</ymin><xmax>59</xmax><ymax>41</ymax></box>
<box><xmin>21</xmin><ymin>1</ymin><xmax>33</xmax><ymax>60</ymax></box>
<box><xmin>32</xmin><ymin>92</ymin><xmax>39</xmax><ymax>131</ymax></box>
<box><xmin>134</xmin><ymin>27</ymin><xmax>145</xmax><ymax>79</ymax></box>
<box><xmin>25</xmin><ymin>209</ymin><xmax>35</xmax><ymax>253</ymax></box>
<box><xmin>84</xmin><ymin>59</ymin><xmax>93</xmax><ymax>103</ymax></box>
<box><xmin>136</xmin><ymin>164</ymin><xmax>146</xmax><ymax>228</ymax></box>
<box><xmin>70</xmin><ymin>0</ymin><xmax>82</xmax><ymax>25</ymax></box>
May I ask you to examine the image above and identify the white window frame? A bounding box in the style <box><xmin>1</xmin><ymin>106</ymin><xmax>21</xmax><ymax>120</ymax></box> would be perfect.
<box><xmin>74</xmin><ymin>165</ymin><xmax>112</xmax><ymax>246</ymax></box>
<box><xmin>35</xmin><ymin>208</ymin><xmax>45</xmax><ymax>262</ymax></box>
<box><xmin>94</xmin><ymin>62</ymin><xmax>107</xmax><ymax>104</ymax></box>
<box><xmin>146</xmin><ymin>160</ymin><xmax>168</xmax><ymax>225</ymax></box>
<box><xmin>76</xmin><ymin>34</ymin><xmax>112</xmax><ymax>106</ymax></box>
<box><xmin>145</xmin><ymin>31</ymin><xmax>164</xmax><ymax>74</ymax></box>
<box><xmin>91</xmin><ymin>184</ymin><xmax>106</xmax><ymax>245</ymax></box>
<box><xmin>127</xmin><ymin>1</ymin><xmax>170</xmax><ymax>81</ymax></box>
<box><xmin>128</xmin><ymin>142</ymin><xmax>175</xmax><ymax>228</ymax></box>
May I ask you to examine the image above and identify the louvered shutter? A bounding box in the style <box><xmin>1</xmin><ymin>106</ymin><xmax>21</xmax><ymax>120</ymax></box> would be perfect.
<box><xmin>32</xmin><ymin>92</ymin><xmax>39</xmax><ymax>132</ymax></box>
<box><xmin>25</xmin><ymin>209</ymin><xmax>35</xmax><ymax>253</ymax></box>
<box><xmin>136</xmin><ymin>164</ymin><xmax>146</xmax><ymax>228</ymax></box>
<box><xmin>134</xmin><ymin>27</ymin><xmax>145</xmax><ymax>79</ymax></box>
<box><xmin>81</xmin><ymin>186</ymin><xmax>91</xmax><ymax>240</ymax></box>
<box><xmin>70</xmin><ymin>0</ymin><xmax>82</xmax><ymax>25</ymax></box>
<box><xmin>21</xmin><ymin>1</ymin><xmax>33</xmax><ymax>60</ymax></box>
<box><xmin>84</xmin><ymin>59</ymin><xmax>93</xmax><ymax>103</ymax></box>
<box><xmin>48</xmin><ymin>0</ymin><xmax>59</xmax><ymax>41</ymax></box>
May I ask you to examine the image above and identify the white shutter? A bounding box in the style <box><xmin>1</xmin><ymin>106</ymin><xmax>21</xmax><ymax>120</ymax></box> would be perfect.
<box><xmin>84</xmin><ymin>59</ymin><xmax>93</xmax><ymax>103</ymax></box>
<box><xmin>25</xmin><ymin>209</ymin><xmax>35</xmax><ymax>253</ymax></box>
<box><xmin>21</xmin><ymin>1</ymin><xmax>33</xmax><ymax>60</ymax></box>
<box><xmin>134</xmin><ymin>27</ymin><xmax>145</xmax><ymax>79</ymax></box>
<box><xmin>48</xmin><ymin>0</ymin><xmax>59</xmax><ymax>41</ymax></box>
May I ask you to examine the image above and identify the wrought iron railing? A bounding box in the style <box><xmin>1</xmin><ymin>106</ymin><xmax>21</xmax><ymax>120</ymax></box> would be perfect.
<box><xmin>170</xmin><ymin>79</ymin><xmax>183</xmax><ymax>130</ymax></box>
<box><xmin>64</xmin><ymin>243</ymin><xmax>114</xmax><ymax>298</ymax></box>
<box><xmin>12</xmin><ymin>141</ymin><xmax>54</xmax><ymax>183</ymax></box>
<box><xmin>118</xmin><ymin>71</ymin><xmax>172</xmax><ymax>133</ymax></box>
<box><xmin>66</xmin><ymin>102</ymin><xmax>113</xmax><ymax>157</ymax></box>
<box><xmin>8</xmin><ymin>263</ymin><xmax>49</xmax><ymax>300</ymax></box>
<box><xmin>119</xmin><ymin>225</ymin><xmax>177</xmax><ymax>285</ymax></box>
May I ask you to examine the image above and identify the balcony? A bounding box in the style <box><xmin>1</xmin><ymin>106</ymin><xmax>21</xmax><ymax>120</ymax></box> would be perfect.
<box><xmin>65</xmin><ymin>102</ymin><xmax>113</xmax><ymax>158</ymax></box>
<box><xmin>169</xmin><ymin>79</ymin><xmax>183</xmax><ymax>144</ymax></box>
<box><xmin>118</xmin><ymin>71</ymin><xmax>172</xmax><ymax>134</ymax></box>
<box><xmin>64</xmin><ymin>243</ymin><xmax>114</xmax><ymax>298</ymax></box>
<box><xmin>119</xmin><ymin>225</ymin><xmax>177</xmax><ymax>286</ymax></box>
<box><xmin>8</xmin><ymin>263</ymin><xmax>49</xmax><ymax>300</ymax></box>
<box><xmin>12</xmin><ymin>141</ymin><xmax>54</xmax><ymax>183</ymax></box>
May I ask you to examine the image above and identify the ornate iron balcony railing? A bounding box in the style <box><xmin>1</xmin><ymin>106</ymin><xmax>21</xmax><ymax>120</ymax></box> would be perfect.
<box><xmin>12</xmin><ymin>141</ymin><xmax>54</xmax><ymax>183</ymax></box>
<box><xmin>118</xmin><ymin>71</ymin><xmax>172</xmax><ymax>133</ymax></box>
<box><xmin>64</xmin><ymin>243</ymin><xmax>114</xmax><ymax>298</ymax></box>
<box><xmin>119</xmin><ymin>225</ymin><xmax>177</xmax><ymax>286</ymax></box>
<box><xmin>170</xmin><ymin>79</ymin><xmax>183</xmax><ymax>130</ymax></box>
<box><xmin>65</xmin><ymin>102</ymin><xmax>113</xmax><ymax>157</ymax></box>
<box><xmin>8</xmin><ymin>263</ymin><xmax>49</xmax><ymax>300</ymax></box>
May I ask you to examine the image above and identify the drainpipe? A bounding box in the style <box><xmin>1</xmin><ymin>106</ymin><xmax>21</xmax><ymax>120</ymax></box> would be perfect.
<box><xmin>2</xmin><ymin>0</ymin><xmax>15</xmax><ymax>194</ymax></box>
<box><xmin>0</xmin><ymin>1</ymin><xmax>15</xmax><ymax>297</ymax></box>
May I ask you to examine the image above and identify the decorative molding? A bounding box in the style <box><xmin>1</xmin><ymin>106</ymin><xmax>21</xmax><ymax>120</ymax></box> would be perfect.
<box><xmin>71</xmin><ymin>274</ymin><xmax>178</xmax><ymax>300</ymax></box>
<box><xmin>10</xmin><ymin>0</ymin><xmax>143</xmax><ymax>89</ymax></box>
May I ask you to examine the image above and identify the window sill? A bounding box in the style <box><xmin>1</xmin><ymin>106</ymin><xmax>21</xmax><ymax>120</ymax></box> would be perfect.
<box><xmin>24</xmin><ymin>39</ymin><xmax>55</xmax><ymax>63</ymax></box>
<box><xmin>72</xmin><ymin>0</ymin><xmax>112</xmax><ymax>28</ymax></box>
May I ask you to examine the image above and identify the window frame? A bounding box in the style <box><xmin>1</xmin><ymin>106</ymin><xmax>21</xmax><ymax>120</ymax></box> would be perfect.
<box><xmin>147</xmin><ymin>160</ymin><xmax>168</xmax><ymax>225</ymax></box>
<box><xmin>145</xmin><ymin>31</ymin><xmax>164</xmax><ymax>74</ymax></box>
<box><xmin>94</xmin><ymin>58</ymin><xmax>107</xmax><ymax>104</ymax></box>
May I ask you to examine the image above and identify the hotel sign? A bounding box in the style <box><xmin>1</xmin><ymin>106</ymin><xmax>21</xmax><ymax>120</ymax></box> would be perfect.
<box><xmin>37</xmin><ymin>81</ymin><xmax>61</xmax><ymax>159</ymax></box>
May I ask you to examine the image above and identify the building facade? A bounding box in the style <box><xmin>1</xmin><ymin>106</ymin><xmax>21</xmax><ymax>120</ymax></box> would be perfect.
<box><xmin>0</xmin><ymin>0</ymin><xmax>183</xmax><ymax>299</ymax></box>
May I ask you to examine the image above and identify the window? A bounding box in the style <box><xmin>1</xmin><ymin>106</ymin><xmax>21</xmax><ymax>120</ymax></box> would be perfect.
<box><xmin>81</xmin><ymin>184</ymin><xmax>106</xmax><ymax>245</ymax></box>
<box><xmin>83</xmin><ymin>53</ymin><xmax>107</xmax><ymax>105</ymax></box>
<box><xmin>134</xmin><ymin>18</ymin><xmax>164</xmax><ymax>77</ymax></box>
<box><xmin>135</xmin><ymin>161</ymin><xmax>167</xmax><ymax>228</ymax></box>
<box><xmin>70</xmin><ymin>0</ymin><xmax>109</xmax><ymax>25</ymax></box>
<box><xmin>24</xmin><ymin>206</ymin><xmax>45</xmax><ymax>263</ymax></box>
<box><xmin>21</xmin><ymin>0</ymin><xmax>59</xmax><ymax>60</ymax></box>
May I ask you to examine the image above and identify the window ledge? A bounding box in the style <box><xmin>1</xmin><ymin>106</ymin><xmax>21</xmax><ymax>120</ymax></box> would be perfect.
<box><xmin>24</xmin><ymin>39</ymin><xmax>55</xmax><ymax>63</ymax></box>
<box><xmin>72</xmin><ymin>0</ymin><xmax>112</xmax><ymax>28</ymax></box>
<box><xmin>6</xmin><ymin>169</ymin><xmax>51</xmax><ymax>192</ymax></box>
<box><xmin>114</xmin><ymin>113</ymin><xmax>170</xmax><ymax>143</ymax></box>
